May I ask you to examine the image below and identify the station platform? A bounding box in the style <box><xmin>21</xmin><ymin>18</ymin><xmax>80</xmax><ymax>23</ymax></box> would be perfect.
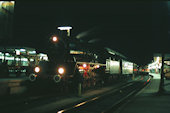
<box><xmin>21</xmin><ymin>80</ymin><xmax>136</xmax><ymax>113</ymax></box>
<box><xmin>0</xmin><ymin>75</ymin><xmax>142</xmax><ymax>113</ymax></box>
<box><xmin>118</xmin><ymin>73</ymin><xmax>170</xmax><ymax>113</ymax></box>
<box><xmin>0</xmin><ymin>76</ymin><xmax>28</xmax><ymax>96</ymax></box>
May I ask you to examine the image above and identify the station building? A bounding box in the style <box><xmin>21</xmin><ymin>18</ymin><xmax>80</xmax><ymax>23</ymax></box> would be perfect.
<box><xmin>148</xmin><ymin>54</ymin><xmax>170</xmax><ymax>73</ymax></box>
<box><xmin>0</xmin><ymin>46</ymin><xmax>48</xmax><ymax>73</ymax></box>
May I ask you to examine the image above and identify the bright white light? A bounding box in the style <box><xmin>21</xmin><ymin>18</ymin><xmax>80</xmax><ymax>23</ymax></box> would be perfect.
<box><xmin>52</xmin><ymin>36</ymin><xmax>58</xmax><ymax>42</ymax></box>
<box><xmin>0</xmin><ymin>56</ymin><xmax>14</xmax><ymax>60</ymax></box>
<box><xmin>79</xmin><ymin>69</ymin><xmax>84</xmax><ymax>72</ymax></box>
<box><xmin>0</xmin><ymin>1</ymin><xmax>3</xmax><ymax>5</ymax></box>
<box><xmin>30</xmin><ymin>59</ymin><xmax>34</xmax><ymax>61</ymax></box>
<box><xmin>83</xmin><ymin>64</ymin><xmax>87</xmax><ymax>68</ymax></box>
<box><xmin>16</xmin><ymin>50</ymin><xmax>20</xmax><ymax>55</ymax></box>
<box><xmin>39</xmin><ymin>53</ymin><xmax>47</xmax><ymax>56</ymax></box>
<box><xmin>38</xmin><ymin>53</ymin><xmax>48</xmax><ymax>61</ymax></box>
<box><xmin>11</xmin><ymin>1</ymin><xmax>15</xmax><ymax>4</ymax></box>
<box><xmin>148</xmin><ymin>57</ymin><xmax>162</xmax><ymax>70</ymax></box>
<box><xmin>156</xmin><ymin>57</ymin><xmax>160</xmax><ymax>63</ymax></box>
<box><xmin>21</xmin><ymin>58</ymin><xmax>28</xmax><ymax>61</ymax></box>
<box><xmin>0</xmin><ymin>56</ymin><xmax>28</xmax><ymax>61</ymax></box>
<box><xmin>40</xmin><ymin>56</ymin><xmax>48</xmax><ymax>61</ymax></box>
<box><xmin>57</xmin><ymin>110</ymin><xmax>65</xmax><ymax>113</ymax></box>
<box><xmin>34</xmin><ymin>67</ymin><xmax>40</xmax><ymax>73</ymax></box>
<box><xmin>29</xmin><ymin>51</ymin><xmax>36</xmax><ymax>54</ymax></box>
<box><xmin>5</xmin><ymin>53</ymin><xmax>10</xmax><ymax>56</ymax></box>
<box><xmin>58</xmin><ymin>67</ymin><xmax>64</xmax><ymax>74</ymax></box>
<box><xmin>58</xmin><ymin>26</ymin><xmax>72</xmax><ymax>30</ymax></box>
<box><xmin>96</xmin><ymin>65</ymin><xmax>100</xmax><ymax>68</ymax></box>
<box><xmin>20</xmin><ymin>49</ymin><xmax>26</xmax><ymax>52</ymax></box>
<box><xmin>43</xmin><ymin>57</ymin><xmax>48</xmax><ymax>61</ymax></box>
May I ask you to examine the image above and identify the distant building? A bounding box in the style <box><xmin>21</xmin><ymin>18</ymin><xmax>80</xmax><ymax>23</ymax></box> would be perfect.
<box><xmin>0</xmin><ymin>46</ymin><xmax>48</xmax><ymax>67</ymax></box>
<box><xmin>148</xmin><ymin>53</ymin><xmax>170</xmax><ymax>73</ymax></box>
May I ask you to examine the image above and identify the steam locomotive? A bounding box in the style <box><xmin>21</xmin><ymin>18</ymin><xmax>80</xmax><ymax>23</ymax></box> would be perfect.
<box><xmin>27</xmin><ymin>36</ymin><xmax>139</xmax><ymax>91</ymax></box>
<box><xmin>28</xmin><ymin>48</ymin><xmax>138</xmax><ymax>88</ymax></box>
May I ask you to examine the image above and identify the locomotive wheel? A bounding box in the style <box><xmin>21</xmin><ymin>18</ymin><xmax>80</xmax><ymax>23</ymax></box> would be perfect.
<box><xmin>29</xmin><ymin>73</ymin><xmax>37</xmax><ymax>82</ymax></box>
<box><xmin>53</xmin><ymin>75</ymin><xmax>61</xmax><ymax>83</ymax></box>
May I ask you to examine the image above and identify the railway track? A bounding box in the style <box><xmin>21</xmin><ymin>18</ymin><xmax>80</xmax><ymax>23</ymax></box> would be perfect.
<box><xmin>55</xmin><ymin>76</ymin><xmax>151</xmax><ymax>113</ymax></box>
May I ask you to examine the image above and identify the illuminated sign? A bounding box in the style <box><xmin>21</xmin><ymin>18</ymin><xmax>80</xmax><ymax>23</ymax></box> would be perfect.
<box><xmin>58</xmin><ymin>26</ymin><xmax>72</xmax><ymax>30</ymax></box>
<box><xmin>70</xmin><ymin>50</ymin><xmax>84</xmax><ymax>54</ymax></box>
<box><xmin>122</xmin><ymin>60</ymin><xmax>133</xmax><ymax>74</ymax></box>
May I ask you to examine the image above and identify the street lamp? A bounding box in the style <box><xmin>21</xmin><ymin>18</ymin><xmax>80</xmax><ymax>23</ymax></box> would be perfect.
<box><xmin>57</xmin><ymin>26</ymin><xmax>72</xmax><ymax>37</ymax></box>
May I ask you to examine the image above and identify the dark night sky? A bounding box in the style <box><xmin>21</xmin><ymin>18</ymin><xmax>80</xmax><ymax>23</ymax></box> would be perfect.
<box><xmin>12</xmin><ymin>1</ymin><xmax>169</xmax><ymax>65</ymax></box>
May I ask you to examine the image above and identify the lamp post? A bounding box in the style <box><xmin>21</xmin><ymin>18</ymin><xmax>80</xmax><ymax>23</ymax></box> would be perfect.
<box><xmin>57</xmin><ymin>26</ymin><xmax>82</xmax><ymax>96</ymax></box>
<box><xmin>57</xmin><ymin>26</ymin><xmax>72</xmax><ymax>55</ymax></box>
<box><xmin>57</xmin><ymin>26</ymin><xmax>72</xmax><ymax>37</ymax></box>
<box><xmin>159</xmin><ymin>54</ymin><xmax>165</xmax><ymax>94</ymax></box>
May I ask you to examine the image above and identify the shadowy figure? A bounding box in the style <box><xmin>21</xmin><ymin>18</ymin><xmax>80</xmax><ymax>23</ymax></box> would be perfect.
<box><xmin>0</xmin><ymin>60</ymin><xmax>9</xmax><ymax>78</ymax></box>
<box><xmin>72</xmin><ymin>64</ymin><xmax>83</xmax><ymax>95</ymax></box>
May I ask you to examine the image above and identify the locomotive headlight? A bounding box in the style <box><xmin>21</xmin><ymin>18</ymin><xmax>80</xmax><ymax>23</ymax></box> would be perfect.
<box><xmin>58</xmin><ymin>67</ymin><xmax>65</xmax><ymax>74</ymax></box>
<box><xmin>34</xmin><ymin>67</ymin><xmax>40</xmax><ymax>73</ymax></box>
<box><xmin>83</xmin><ymin>63</ymin><xmax>87</xmax><ymax>68</ymax></box>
